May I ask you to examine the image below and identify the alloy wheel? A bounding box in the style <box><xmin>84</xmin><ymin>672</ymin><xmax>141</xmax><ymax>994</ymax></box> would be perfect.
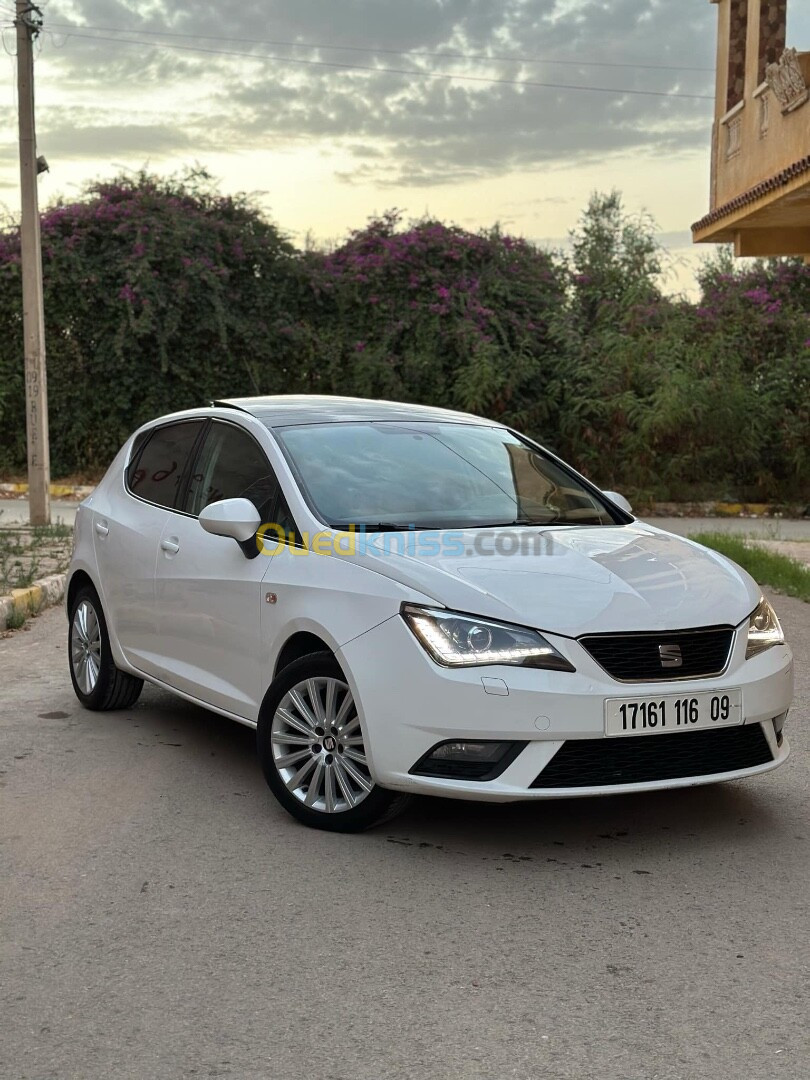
<box><xmin>70</xmin><ymin>599</ymin><xmax>102</xmax><ymax>695</ymax></box>
<box><xmin>270</xmin><ymin>677</ymin><xmax>373</xmax><ymax>813</ymax></box>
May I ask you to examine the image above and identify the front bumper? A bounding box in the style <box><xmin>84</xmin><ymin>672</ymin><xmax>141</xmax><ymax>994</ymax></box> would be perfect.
<box><xmin>337</xmin><ymin>614</ymin><xmax>793</xmax><ymax>801</ymax></box>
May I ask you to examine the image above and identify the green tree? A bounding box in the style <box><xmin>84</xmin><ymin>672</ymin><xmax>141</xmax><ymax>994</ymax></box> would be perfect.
<box><xmin>556</xmin><ymin>190</ymin><xmax>674</xmax><ymax>491</ymax></box>
<box><xmin>569</xmin><ymin>190</ymin><xmax>663</xmax><ymax>330</ymax></box>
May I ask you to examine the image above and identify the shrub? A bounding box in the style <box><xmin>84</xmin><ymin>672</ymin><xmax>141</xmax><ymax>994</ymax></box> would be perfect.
<box><xmin>283</xmin><ymin>212</ymin><xmax>570</xmax><ymax>439</ymax></box>
<box><xmin>0</xmin><ymin>169</ymin><xmax>296</xmax><ymax>474</ymax></box>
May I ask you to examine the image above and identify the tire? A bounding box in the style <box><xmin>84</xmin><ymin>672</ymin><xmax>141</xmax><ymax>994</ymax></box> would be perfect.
<box><xmin>257</xmin><ymin>652</ymin><xmax>410</xmax><ymax>832</ymax></box>
<box><xmin>68</xmin><ymin>585</ymin><xmax>144</xmax><ymax>711</ymax></box>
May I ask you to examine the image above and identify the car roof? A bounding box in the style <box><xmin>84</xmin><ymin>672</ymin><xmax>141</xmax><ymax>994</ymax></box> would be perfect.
<box><xmin>213</xmin><ymin>395</ymin><xmax>500</xmax><ymax>429</ymax></box>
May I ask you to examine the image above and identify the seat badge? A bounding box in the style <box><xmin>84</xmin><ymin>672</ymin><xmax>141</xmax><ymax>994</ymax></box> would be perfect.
<box><xmin>659</xmin><ymin>643</ymin><xmax>683</xmax><ymax>668</ymax></box>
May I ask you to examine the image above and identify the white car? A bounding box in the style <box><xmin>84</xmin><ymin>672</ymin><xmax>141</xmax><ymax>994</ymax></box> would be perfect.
<box><xmin>67</xmin><ymin>396</ymin><xmax>793</xmax><ymax>831</ymax></box>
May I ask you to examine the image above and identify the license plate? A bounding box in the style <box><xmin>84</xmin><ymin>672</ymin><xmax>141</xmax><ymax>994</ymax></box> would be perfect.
<box><xmin>604</xmin><ymin>689</ymin><xmax>743</xmax><ymax>737</ymax></box>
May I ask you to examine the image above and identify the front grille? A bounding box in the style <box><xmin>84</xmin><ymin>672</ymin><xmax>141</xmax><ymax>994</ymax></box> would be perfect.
<box><xmin>579</xmin><ymin>627</ymin><xmax>734</xmax><ymax>682</ymax></box>
<box><xmin>530</xmin><ymin>725</ymin><xmax>772</xmax><ymax>789</ymax></box>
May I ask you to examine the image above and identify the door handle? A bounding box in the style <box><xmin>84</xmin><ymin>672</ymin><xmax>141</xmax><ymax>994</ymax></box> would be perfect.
<box><xmin>160</xmin><ymin>537</ymin><xmax>180</xmax><ymax>554</ymax></box>
<box><xmin>95</xmin><ymin>520</ymin><xmax>109</xmax><ymax>537</ymax></box>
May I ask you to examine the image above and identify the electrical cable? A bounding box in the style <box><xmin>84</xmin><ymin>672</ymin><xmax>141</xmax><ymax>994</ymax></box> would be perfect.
<box><xmin>52</xmin><ymin>31</ymin><xmax>714</xmax><ymax>101</ymax></box>
<box><xmin>47</xmin><ymin>21</ymin><xmax>716</xmax><ymax>74</ymax></box>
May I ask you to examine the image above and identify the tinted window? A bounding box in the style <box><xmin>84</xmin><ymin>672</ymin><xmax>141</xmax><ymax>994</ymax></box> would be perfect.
<box><xmin>125</xmin><ymin>428</ymin><xmax>153</xmax><ymax>489</ymax></box>
<box><xmin>275</xmin><ymin>421</ymin><xmax>618</xmax><ymax>529</ymax></box>
<box><xmin>128</xmin><ymin>421</ymin><xmax>204</xmax><ymax>510</ymax></box>
<box><xmin>184</xmin><ymin>422</ymin><xmax>279</xmax><ymax>520</ymax></box>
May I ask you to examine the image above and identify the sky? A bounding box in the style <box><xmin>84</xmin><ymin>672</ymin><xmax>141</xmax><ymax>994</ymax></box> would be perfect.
<box><xmin>0</xmin><ymin>0</ymin><xmax>809</xmax><ymax>296</ymax></box>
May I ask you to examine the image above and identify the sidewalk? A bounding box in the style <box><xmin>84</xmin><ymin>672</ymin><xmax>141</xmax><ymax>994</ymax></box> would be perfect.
<box><xmin>0</xmin><ymin>481</ymin><xmax>94</xmax><ymax>500</ymax></box>
<box><xmin>0</xmin><ymin>519</ymin><xmax>73</xmax><ymax>632</ymax></box>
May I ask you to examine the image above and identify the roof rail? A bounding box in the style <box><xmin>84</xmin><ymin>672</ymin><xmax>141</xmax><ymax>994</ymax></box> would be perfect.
<box><xmin>210</xmin><ymin>399</ymin><xmax>251</xmax><ymax>412</ymax></box>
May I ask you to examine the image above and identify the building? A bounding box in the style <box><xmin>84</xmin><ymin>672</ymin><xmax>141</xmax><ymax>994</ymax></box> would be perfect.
<box><xmin>692</xmin><ymin>1</ymin><xmax>810</xmax><ymax>258</ymax></box>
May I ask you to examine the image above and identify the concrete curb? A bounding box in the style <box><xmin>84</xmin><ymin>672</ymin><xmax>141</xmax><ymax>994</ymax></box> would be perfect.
<box><xmin>1</xmin><ymin>573</ymin><xmax>67</xmax><ymax>630</ymax></box>
<box><xmin>0</xmin><ymin>482</ymin><xmax>95</xmax><ymax>501</ymax></box>
<box><xmin>641</xmin><ymin>500</ymin><xmax>807</xmax><ymax>518</ymax></box>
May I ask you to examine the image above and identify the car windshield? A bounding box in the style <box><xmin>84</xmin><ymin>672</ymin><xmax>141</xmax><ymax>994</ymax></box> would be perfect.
<box><xmin>274</xmin><ymin>419</ymin><xmax>622</xmax><ymax>529</ymax></box>
<box><xmin>273</xmin><ymin>421</ymin><xmax>619</xmax><ymax>530</ymax></box>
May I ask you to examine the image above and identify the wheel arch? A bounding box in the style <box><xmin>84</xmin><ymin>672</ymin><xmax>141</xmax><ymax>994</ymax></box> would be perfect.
<box><xmin>273</xmin><ymin>631</ymin><xmax>333</xmax><ymax>679</ymax></box>
<box><xmin>66</xmin><ymin>567</ymin><xmax>133</xmax><ymax>672</ymax></box>
<box><xmin>66</xmin><ymin>568</ymin><xmax>98</xmax><ymax>614</ymax></box>
<box><xmin>264</xmin><ymin>631</ymin><xmax>379</xmax><ymax>770</ymax></box>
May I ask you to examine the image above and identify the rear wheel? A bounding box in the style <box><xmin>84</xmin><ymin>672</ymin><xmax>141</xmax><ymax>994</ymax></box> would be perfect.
<box><xmin>257</xmin><ymin>653</ymin><xmax>410</xmax><ymax>832</ymax></box>
<box><xmin>68</xmin><ymin>585</ymin><xmax>143</xmax><ymax>711</ymax></box>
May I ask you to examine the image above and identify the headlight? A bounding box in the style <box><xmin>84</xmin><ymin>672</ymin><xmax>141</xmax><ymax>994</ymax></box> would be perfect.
<box><xmin>746</xmin><ymin>597</ymin><xmax>785</xmax><ymax>659</ymax></box>
<box><xmin>401</xmin><ymin>604</ymin><xmax>575</xmax><ymax>671</ymax></box>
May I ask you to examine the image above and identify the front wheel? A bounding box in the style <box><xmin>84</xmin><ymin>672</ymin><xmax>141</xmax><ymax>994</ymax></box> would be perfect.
<box><xmin>68</xmin><ymin>585</ymin><xmax>143</xmax><ymax>711</ymax></box>
<box><xmin>256</xmin><ymin>653</ymin><xmax>410</xmax><ymax>832</ymax></box>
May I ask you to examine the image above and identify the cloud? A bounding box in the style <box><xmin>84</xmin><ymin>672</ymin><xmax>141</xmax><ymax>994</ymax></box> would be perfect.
<box><xmin>37</xmin><ymin>0</ymin><xmax>716</xmax><ymax>186</ymax></box>
<box><xmin>41</xmin><ymin>123</ymin><xmax>206</xmax><ymax>159</ymax></box>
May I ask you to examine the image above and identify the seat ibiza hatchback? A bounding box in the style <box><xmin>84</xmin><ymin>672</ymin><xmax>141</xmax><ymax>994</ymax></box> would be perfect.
<box><xmin>67</xmin><ymin>396</ymin><xmax>793</xmax><ymax>831</ymax></box>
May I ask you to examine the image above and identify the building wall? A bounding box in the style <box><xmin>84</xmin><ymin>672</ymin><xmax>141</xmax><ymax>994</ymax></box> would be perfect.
<box><xmin>711</xmin><ymin>0</ymin><xmax>809</xmax><ymax>209</ymax></box>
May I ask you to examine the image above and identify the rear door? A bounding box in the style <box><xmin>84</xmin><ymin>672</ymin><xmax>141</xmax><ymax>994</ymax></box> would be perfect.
<box><xmin>151</xmin><ymin>419</ymin><xmax>283</xmax><ymax>720</ymax></box>
<box><xmin>93</xmin><ymin>419</ymin><xmax>205</xmax><ymax>669</ymax></box>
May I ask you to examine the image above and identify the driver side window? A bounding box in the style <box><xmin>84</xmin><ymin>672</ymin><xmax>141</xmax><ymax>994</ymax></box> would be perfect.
<box><xmin>184</xmin><ymin>422</ymin><xmax>280</xmax><ymax>522</ymax></box>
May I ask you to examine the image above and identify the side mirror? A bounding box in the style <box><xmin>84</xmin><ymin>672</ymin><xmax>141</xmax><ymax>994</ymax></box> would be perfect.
<box><xmin>603</xmin><ymin>490</ymin><xmax>633</xmax><ymax>515</ymax></box>
<box><xmin>199</xmin><ymin>498</ymin><xmax>262</xmax><ymax>543</ymax></box>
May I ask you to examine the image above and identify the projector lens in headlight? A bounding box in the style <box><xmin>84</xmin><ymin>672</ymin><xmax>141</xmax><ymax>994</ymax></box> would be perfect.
<box><xmin>746</xmin><ymin>597</ymin><xmax>785</xmax><ymax>659</ymax></box>
<box><xmin>401</xmin><ymin>605</ymin><xmax>575</xmax><ymax>671</ymax></box>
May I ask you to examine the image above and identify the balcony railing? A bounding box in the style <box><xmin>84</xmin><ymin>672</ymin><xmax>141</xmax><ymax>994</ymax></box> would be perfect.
<box><xmin>765</xmin><ymin>48</ymin><xmax>810</xmax><ymax>114</ymax></box>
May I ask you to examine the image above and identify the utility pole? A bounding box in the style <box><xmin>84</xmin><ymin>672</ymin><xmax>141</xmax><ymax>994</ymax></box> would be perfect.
<box><xmin>15</xmin><ymin>0</ymin><xmax>50</xmax><ymax>525</ymax></box>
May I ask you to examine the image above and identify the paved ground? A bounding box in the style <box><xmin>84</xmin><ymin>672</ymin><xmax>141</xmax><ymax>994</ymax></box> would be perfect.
<box><xmin>0</xmin><ymin>500</ymin><xmax>81</xmax><ymax>529</ymax></box>
<box><xmin>646</xmin><ymin>517</ymin><xmax>810</xmax><ymax>542</ymax></box>
<box><xmin>1</xmin><ymin>600</ymin><xmax>808</xmax><ymax>1080</ymax></box>
<box><xmin>751</xmin><ymin>540</ymin><xmax>810</xmax><ymax>566</ymax></box>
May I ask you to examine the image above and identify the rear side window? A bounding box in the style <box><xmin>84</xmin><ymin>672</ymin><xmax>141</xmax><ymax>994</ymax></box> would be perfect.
<box><xmin>125</xmin><ymin>429</ymin><xmax>153</xmax><ymax>490</ymax></box>
<box><xmin>128</xmin><ymin>421</ymin><xmax>205</xmax><ymax>510</ymax></box>
<box><xmin>184</xmin><ymin>421</ymin><xmax>280</xmax><ymax>520</ymax></box>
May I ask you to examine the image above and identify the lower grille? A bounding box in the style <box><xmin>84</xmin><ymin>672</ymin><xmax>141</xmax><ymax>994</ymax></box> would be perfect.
<box><xmin>579</xmin><ymin>627</ymin><xmax>734</xmax><ymax>681</ymax></box>
<box><xmin>530</xmin><ymin>725</ymin><xmax>773</xmax><ymax>789</ymax></box>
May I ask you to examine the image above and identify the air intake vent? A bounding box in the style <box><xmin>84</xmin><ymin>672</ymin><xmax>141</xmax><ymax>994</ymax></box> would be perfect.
<box><xmin>530</xmin><ymin>725</ymin><xmax>773</xmax><ymax>789</ymax></box>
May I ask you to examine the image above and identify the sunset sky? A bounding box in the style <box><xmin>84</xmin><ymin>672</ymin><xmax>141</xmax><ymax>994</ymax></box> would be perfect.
<box><xmin>1</xmin><ymin>1</ymin><xmax>809</xmax><ymax>295</ymax></box>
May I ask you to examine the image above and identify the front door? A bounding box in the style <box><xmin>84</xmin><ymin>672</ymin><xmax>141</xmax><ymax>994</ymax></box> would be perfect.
<box><xmin>152</xmin><ymin>420</ymin><xmax>281</xmax><ymax>720</ymax></box>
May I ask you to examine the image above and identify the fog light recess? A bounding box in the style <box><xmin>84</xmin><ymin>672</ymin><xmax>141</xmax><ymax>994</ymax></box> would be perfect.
<box><xmin>773</xmin><ymin>711</ymin><xmax>788</xmax><ymax>744</ymax></box>
<box><xmin>410</xmin><ymin>740</ymin><xmax>527</xmax><ymax>781</ymax></box>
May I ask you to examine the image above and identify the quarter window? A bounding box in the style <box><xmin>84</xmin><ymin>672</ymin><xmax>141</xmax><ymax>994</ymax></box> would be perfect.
<box><xmin>128</xmin><ymin>421</ymin><xmax>205</xmax><ymax>510</ymax></box>
<box><xmin>184</xmin><ymin>422</ymin><xmax>280</xmax><ymax>520</ymax></box>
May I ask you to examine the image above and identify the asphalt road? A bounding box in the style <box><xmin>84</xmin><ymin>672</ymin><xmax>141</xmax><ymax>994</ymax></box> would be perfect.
<box><xmin>1</xmin><ymin>599</ymin><xmax>808</xmax><ymax>1080</ymax></box>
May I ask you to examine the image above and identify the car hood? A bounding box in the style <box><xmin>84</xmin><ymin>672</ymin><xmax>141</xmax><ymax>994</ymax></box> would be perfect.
<box><xmin>352</xmin><ymin>523</ymin><xmax>760</xmax><ymax>636</ymax></box>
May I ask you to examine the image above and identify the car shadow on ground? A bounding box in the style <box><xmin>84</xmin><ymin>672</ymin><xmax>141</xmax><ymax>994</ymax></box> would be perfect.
<box><xmin>391</xmin><ymin>783</ymin><xmax>782</xmax><ymax>857</ymax></box>
<box><xmin>115</xmin><ymin>683</ymin><xmax>793</xmax><ymax>867</ymax></box>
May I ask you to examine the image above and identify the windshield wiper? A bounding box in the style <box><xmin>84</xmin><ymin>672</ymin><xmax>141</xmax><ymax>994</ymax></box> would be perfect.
<box><xmin>485</xmin><ymin>518</ymin><xmax>552</xmax><ymax>527</ymax></box>
<box><xmin>365</xmin><ymin>522</ymin><xmax>416</xmax><ymax>531</ymax></box>
<box><xmin>484</xmin><ymin>517</ymin><xmax>594</xmax><ymax>528</ymax></box>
